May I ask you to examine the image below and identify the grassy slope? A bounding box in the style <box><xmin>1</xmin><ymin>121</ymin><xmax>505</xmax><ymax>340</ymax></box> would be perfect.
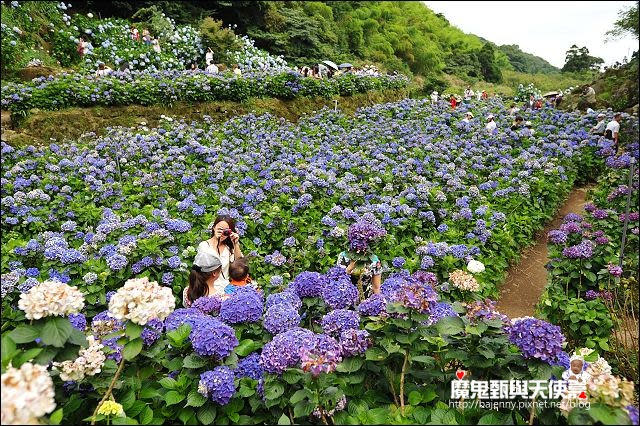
<box><xmin>2</xmin><ymin>88</ymin><xmax>410</xmax><ymax>145</ymax></box>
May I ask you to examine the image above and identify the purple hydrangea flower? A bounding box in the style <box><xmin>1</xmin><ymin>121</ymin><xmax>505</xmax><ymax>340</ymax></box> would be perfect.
<box><xmin>141</xmin><ymin>318</ymin><xmax>164</xmax><ymax>346</ymax></box>
<box><xmin>465</xmin><ymin>299</ymin><xmax>509</xmax><ymax>324</ymax></box>
<box><xmin>562</xmin><ymin>240</ymin><xmax>595</xmax><ymax>259</ymax></box>
<box><xmin>192</xmin><ymin>296</ymin><xmax>222</xmax><ymax>315</ymax></box>
<box><xmin>626</xmin><ymin>405</ymin><xmax>639</xmax><ymax>426</ymax></box>
<box><xmin>219</xmin><ymin>288</ymin><xmax>263</xmax><ymax>324</ymax></box>
<box><xmin>585</xmin><ymin>290</ymin><xmax>599</xmax><ymax>300</ymax></box>
<box><xmin>165</xmin><ymin>308</ymin><xmax>206</xmax><ymax>331</ymax></box>
<box><xmin>198</xmin><ymin>366</ymin><xmax>236</xmax><ymax>405</ymax></box>
<box><xmin>263</xmin><ymin>303</ymin><xmax>301</xmax><ymax>335</ymax></box>
<box><xmin>357</xmin><ymin>294</ymin><xmax>388</xmax><ymax>316</ymax></box>
<box><xmin>68</xmin><ymin>313</ymin><xmax>86</xmax><ymax>331</ymax></box>
<box><xmin>260</xmin><ymin>328</ymin><xmax>315</xmax><ymax>374</ymax></box>
<box><xmin>607</xmin><ymin>264</ymin><xmax>623</xmax><ymax>277</ymax></box>
<box><xmin>506</xmin><ymin>318</ymin><xmax>566</xmax><ymax>365</ymax></box>
<box><xmin>347</xmin><ymin>213</ymin><xmax>387</xmax><ymax>253</ymax></box>
<box><xmin>235</xmin><ymin>353</ymin><xmax>263</xmax><ymax>381</ymax></box>
<box><xmin>265</xmin><ymin>291</ymin><xmax>302</xmax><ymax>311</ymax></box>
<box><xmin>339</xmin><ymin>329</ymin><xmax>372</xmax><ymax>357</ymax></box>
<box><xmin>321</xmin><ymin>309</ymin><xmax>360</xmax><ymax>336</ymax></box>
<box><xmin>547</xmin><ymin>230</ymin><xmax>567</xmax><ymax>244</ymax></box>
<box><xmin>426</xmin><ymin>302</ymin><xmax>459</xmax><ymax>325</ymax></box>
<box><xmin>321</xmin><ymin>270</ymin><xmax>358</xmax><ymax>310</ymax></box>
<box><xmin>392</xmin><ymin>257</ymin><xmax>406</xmax><ymax>268</ymax></box>
<box><xmin>289</xmin><ymin>271</ymin><xmax>323</xmax><ymax>298</ymax></box>
<box><xmin>190</xmin><ymin>317</ymin><xmax>239</xmax><ymax>359</ymax></box>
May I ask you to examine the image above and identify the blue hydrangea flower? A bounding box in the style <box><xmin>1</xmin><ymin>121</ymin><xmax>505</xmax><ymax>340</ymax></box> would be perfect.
<box><xmin>198</xmin><ymin>366</ymin><xmax>236</xmax><ymax>405</ymax></box>
<box><xmin>321</xmin><ymin>309</ymin><xmax>361</xmax><ymax>336</ymax></box>
<box><xmin>263</xmin><ymin>303</ymin><xmax>301</xmax><ymax>335</ymax></box>
<box><xmin>265</xmin><ymin>291</ymin><xmax>302</xmax><ymax>311</ymax></box>
<box><xmin>235</xmin><ymin>353</ymin><xmax>263</xmax><ymax>381</ymax></box>
<box><xmin>68</xmin><ymin>313</ymin><xmax>87</xmax><ymax>331</ymax></box>
<box><xmin>260</xmin><ymin>327</ymin><xmax>315</xmax><ymax>374</ymax></box>
<box><xmin>219</xmin><ymin>288</ymin><xmax>263</xmax><ymax>324</ymax></box>
<box><xmin>165</xmin><ymin>308</ymin><xmax>206</xmax><ymax>332</ymax></box>
<box><xmin>190</xmin><ymin>317</ymin><xmax>239</xmax><ymax>359</ymax></box>
<box><xmin>506</xmin><ymin>318</ymin><xmax>566</xmax><ymax>365</ymax></box>
<box><xmin>339</xmin><ymin>329</ymin><xmax>372</xmax><ymax>357</ymax></box>
<box><xmin>192</xmin><ymin>296</ymin><xmax>222</xmax><ymax>315</ymax></box>
<box><xmin>289</xmin><ymin>271</ymin><xmax>323</xmax><ymax>298</ymax></box>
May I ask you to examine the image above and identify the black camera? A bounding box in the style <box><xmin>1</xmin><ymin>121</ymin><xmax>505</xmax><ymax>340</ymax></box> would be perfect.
<box><xmin>222</xmin><ymin>229</ymin><xmax>232</xmax><ymax>237</ymax></box>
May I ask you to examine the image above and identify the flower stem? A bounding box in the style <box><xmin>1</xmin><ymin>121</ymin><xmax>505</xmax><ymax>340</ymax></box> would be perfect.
<box><xmin>91</xmin><ymin>358</ymin><xmax>126</xmax><ymax>425</ymax></box>
<box><xmin>399</xmin><ymin>349</ymin><xmax>409</xmax><ymax>415</ymax></box>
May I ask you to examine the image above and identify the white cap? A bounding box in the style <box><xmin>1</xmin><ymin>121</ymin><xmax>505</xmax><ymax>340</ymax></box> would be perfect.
<box><xmin>465</xmin><ymin>112</ymin><xmax>474</xmax><ymax>118</ymax></box>
<box><xmin>525</xmin><ymin>121</ymin><xmax>532</xmax><ymax>126</ymax></box>
<box><xmin>597</xmin><ymin>113</ymin><xmax>605</xmax><ymax>118</ymax></box>
<box><xmin>487</xmin><ymin>114</ymin><xmax>494</xmax><ymax>119</ymax></box>
<box><xmin>194</xmin><ymin>252</ymin><xmax>222</xmax><ymax>272</ymax></box>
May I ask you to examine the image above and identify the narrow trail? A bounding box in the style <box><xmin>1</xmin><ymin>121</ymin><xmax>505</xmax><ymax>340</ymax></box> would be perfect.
<box><xmin>496</xmin><ymin>186</ymin><xmax>591</xmax><ymax>318</ymax></box>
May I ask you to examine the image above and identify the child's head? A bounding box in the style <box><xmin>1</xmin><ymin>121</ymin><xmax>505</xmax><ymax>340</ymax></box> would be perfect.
<box><xmin>229</xmin><ymin>258</ymin><xmax>249</xmax><ymax>281</ymax></box>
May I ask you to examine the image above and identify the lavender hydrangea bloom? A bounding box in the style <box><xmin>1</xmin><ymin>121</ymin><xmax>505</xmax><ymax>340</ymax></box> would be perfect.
<box><xmin>585</xmin><ymin>290</ymin><xmax>599</xmax><ymax>300</ymax></box>
<box><xmin>625</xmin><ymin>405</ymin><xmax>639</xmax><ymax>426</ymax></box>
<box><xmin>339</xmin><ymin>329</ymin><xmax>372</xmax><ymax>357</ymax></box>
<box><xmin>321</xmin><ymin>309</ymin><xmax>361</xmax><ymax>336</ymax></box>
<box><xmin>141</xmin><ymin>319</ymin><xmax>164</xmax><ymax>346</ymax></box>
<box><xmin>506</xmin><ymin>318</ymin><xmax>566</xmax><ymax>365</ymax></box>
<box><xmin>260</xmin><ymin>327</ymin><xmax>315</xmax><ymax>374</ymax></box>
<box><xmin>235</xmin><ymin>353</ymin><xmax>263</xmax><ymax>381</ymax></box>
<box><xmin>103</xmin><ymin>337</ymin><xmax>123</xmax><ymax>363</ymax></box>
<box><xmin>357</xmin><ymin>293</ymin><xmax>388</xmax><ymax>316</ymax></box>
<box><xmin>265</xmin><ymin>291</ymin><xmax>302</xmax><ymax>311</ymax></box>
<box><xmin>347</xmin><ymin>213</ymin><xmax>387</xmax><ymax>253</ymax></box>
<box><xmin>547</xmin><ymin>230</ymin><xmax>567</xmax><ymax>244</ymax></box>
<box><xmin>190</xmin><ymin>317</ymin><xmax>239</xmax><ymax>359</ymax></box>
<box><xmin>219</xmin><ymin>288</ymin><xmax>263</xmax><ymax>324</ymax></box>
<box><xmin>289</xmin><ymin>271</ymin><xmax>323</xmax><ymax>298</ymax></box>
<box><xmin>192</xmin><ymin>296</ymin><xmax>222</xmax><ymax>315</ymax></box>
<box><xmin>392</xmin><ymin>257</ymin><xmax>406</xmax><ymax>268</ymax></box>
<box><xmin>68</xmin><ymin>313</ymin><xmax>87</xmax><ymax>331</ymax></box>
<box><xmin>263</xmin><ymin>303</ymin><xmax>301</xmax><ymax>335</ymax></box>
<box><xmin>426</xmin><ymin>302</ymin><xmax>459</xmax><ymax>325</ymax></box>
<box><xmin>562</xmin><ymin>240</ymin><xmax>595</xmax><ymax>259</ymax></box>
<box><xmin>198</xmin><ymin>366</ymin><xmax>236</xmax><ymax>405</ymax></box>
<box><xmin>321</xmin><ymin>272</ymin><xmax>358</xmax><ymax>310</ymax></box>
<box><xmin>164</xmin><ymin>308</ymin><xmax>206</xmax><ymax>331</ymax></box>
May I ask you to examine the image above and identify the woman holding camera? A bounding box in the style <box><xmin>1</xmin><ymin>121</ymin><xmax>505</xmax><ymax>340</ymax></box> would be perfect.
<box><xmin>196</xmin><ymin>215</ymin><xmax>244</xmax><ymax>296</ymax></box>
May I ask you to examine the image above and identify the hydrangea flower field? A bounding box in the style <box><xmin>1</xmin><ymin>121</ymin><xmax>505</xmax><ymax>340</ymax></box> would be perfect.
<box><xmin>1</xmin><ymin>95</ymin><xmax>639</xmax><ymax>425</ymax></box>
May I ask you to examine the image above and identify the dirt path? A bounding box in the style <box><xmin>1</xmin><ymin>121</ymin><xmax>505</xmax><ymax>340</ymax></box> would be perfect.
<box><xmin>496</xmin><ymin>186</ymin><xmax>591</xmax><ymax>318</ymax></box>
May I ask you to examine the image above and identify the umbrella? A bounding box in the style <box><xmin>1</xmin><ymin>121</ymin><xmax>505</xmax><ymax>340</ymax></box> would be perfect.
<box><xmin>339</xmin><ymin>63</ymin><xmax>353</xmax><ymax>69</ymax></box>
<box><xmin>543</xmin><ymin>91</ymin><xmax>559</xmax><ymax>97</ymax></box>
<box><xmin>322</xmin><ymin>60</ymin><xmax>339</xmax><ymax>70</ymax></box>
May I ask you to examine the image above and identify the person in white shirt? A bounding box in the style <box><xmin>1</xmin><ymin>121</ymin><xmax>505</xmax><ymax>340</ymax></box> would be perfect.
<box><xmin>485</xmin><ymin>114</ymin><xmax>497</xmax><ymax>132</ymax></box>
<box><xmin>205</xmin><ymin>62</ymin><xmax>219</xmax><ymax>74</ymax></box>
<box><xmin>590</xmin><ymin>113</ymin><xmax>607</xmax><ymax>135</ymax></box>
<box><xmin>430</xmin><ymin>91</ymin><xmax>439</xmax><ymax>105</ymax></box>
<box><xmin>605</xmin><ymin>113</ymin><xmax>621</xmax><ymax>151</ymax></box>
<box><xmin>95</xmin><ymin>63</ymin><xmax>113</xmax><ymax>77</ymax></box>
<box><xmin>476</xmin><ymin>90</ymin><xmax>482</xmax><ymax>101</ymax></box>
<box><xmin>464</xmin><ymin>86</ymin><xmax>474</xmax><ymax>102</ymax></box>
<box><xmin>151</xmin><ymin>38</ymin><xmax>161</xmax><ymax>53</ymax></box>
<box><xmin>461</xmin><ymin>112</ymin><xmax>473</xmax><ymax>123</ymax></box>
<box><xmin>205</xmin><ymin>48</ymin><xmax>214</xmax><ymax>66</ymax></box>
<box><xmin>232</xmin><ymin>64</ymin><xmax>242</xmax><ymax>76</ymax></box>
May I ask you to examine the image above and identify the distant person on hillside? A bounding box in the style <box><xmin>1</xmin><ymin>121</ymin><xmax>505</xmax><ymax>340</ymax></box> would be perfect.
<box><xmin>205</xmin><ymin>48</ymin><xmax>214</xmax><ymax>66</ymax></box>
<box><xmin>481</xmin><ymin>90</ymin><xmax>488</xmax><ymax>100</ymax></box>
<box><xmin>508</xmin><ymin>104</ymin><xmax>520</xmax><ymax>116</ymax></box>
<box><xmin>461</xmin><ymin>111</ymin><xmax>473</xmax><ymax>123</ymax></box>
<box><xmin>450</xmin><ymin>94</ymin><xmax>457</xmax><ymax>109</ymax></box>
<box><xmin>524</xmin><ymin>94</ymin><xmax>535</xmax><ymax>110</ymax></box>
<box><xmin>96</xmin><ymin>63</ymin><xmax>113</xmax><ymax>77</ymax></box>
<box><xmin>431</xmin><ymin>91</ymin><xmax>439</xmax><ymax>105</ymax></box>
<box><xmin>190</xmin><ymin>63</ymin><xmax>199</xmax><ymax>72</ymax></box>
<box><xmin>205</xmin><ymin>62</ymin><xmax>219</xmax><ymax>74</ymax></box>
<box><xmin>142</xmin><ymin>28</ymin><xmax>151</xmax><ymax>45</ymax></box>
<box><xmin>590</xmin><ymin>113</ymin><xmax>607</xmax><ymax>135</ymax></box>
<box><xmin>522</xmin><ymin>121</ymin><xmax>534</xmax><ymax>137</ymax></box>
<box><xmin>485</xmin><ymin>114</ymin><xmax>497</xmax><ymax>132</ymax></box>
<box><xmin>534</xmin><ymin>98</ymin><xmax>543</xmax><ymax>109</ymax></box>
<box><xmin>581</xmin><ymin>85</ymin><xmax>596</xmax><ymax>110</ymax></box>
<box><xmin>130</xmin><ymin>26</ymin><xmax>139</xmax><ymax>41</ymax></box>
<box><xmin>476</xmin><ymin>90</ymin><xmax>483</xmax><ymax>101</ymax></box>
<box><xmin>118</xmin><ymin>61</ymin><xmax>130</xmax><ymax>73</ymax></box>
<box><xmin>510</xmin><ymin>116</ymin><xmax>524</xmax><ymax>131</ymax></box>
<box><xmin>464</xmin><ymin>86</ymin><xmax>474</xmax><ymax>102</ymax></box>
<box><xmin>152</xmin><ymin>38</ymin><xmax>161</xmax><ymax>54</ymax></box>
<box><xmin>76</xmin><ymin>37</ymin><xmax>88</xmax><ymax>57</ymax></box>
<box><xmin>605</xmin><ymin>113</ymin><xmax>622</xmax><ymax>152</ymax></box>
<box><xmin>233</xmin><ymin>64</ymin><xmax>242</xmax><ymax>76</ymax></box>
<box><xmin>555</xmin><ymin>94</ymin><xmax>563</xmax><ymax>108</ymax></box>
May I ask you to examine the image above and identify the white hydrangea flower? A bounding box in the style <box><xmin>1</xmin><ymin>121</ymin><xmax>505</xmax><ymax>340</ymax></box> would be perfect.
<box><xmin>466</xmin><ymin>259</ymin><xmax>485</xmax><ymax>274</ymax></box>
<box><xmin>18</xmin><ymin>280</ymin><xmax>85</xmax><ymax>320</ymax></box>
<box><xmin>1</xmin><ymin>362</ymin><xmax>56</xmax><ymax>425</ymax></box>
<box><xmin>586</xmin><ymin>356</ymin><xmax>612</xmax><ymax>377</ymax></box>
<box><xmin>52</xmin><ymin>336</ymin><xmax>106</xmax><ymax>381</ymax></box>
<box><xmin>108</xmin><ymin>277</ymin><xmax>175</xmax><ymax>325</ymax></box>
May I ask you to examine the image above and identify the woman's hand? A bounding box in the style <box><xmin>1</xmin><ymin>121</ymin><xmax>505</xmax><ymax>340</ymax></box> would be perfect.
<box><xmin>346</xmin><ymin>259</ymin><xmax>357</xmax><ymax>274</ymax></box>
<box><xmin>230</xmin><ymin>232</ymin><xmax>240</xmax><ymax>244</ymax></box>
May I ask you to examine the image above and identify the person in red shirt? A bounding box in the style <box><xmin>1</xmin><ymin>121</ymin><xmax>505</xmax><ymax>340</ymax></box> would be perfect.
<box><xmin>450</xmin><ymin>94</ymin><xmax>457</xmax><ymax>109</ymax></box>
<box><xmin>481</xmin><ymin>90</ymin><xmax>488</xmax><ymax>100</ymax></box>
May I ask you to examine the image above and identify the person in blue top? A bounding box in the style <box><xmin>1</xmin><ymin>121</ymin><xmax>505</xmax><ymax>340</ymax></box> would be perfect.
<box><xmin>337</xmin><ymin>251</ymin><xmax>383</xmax><ymax>297</ymax></box>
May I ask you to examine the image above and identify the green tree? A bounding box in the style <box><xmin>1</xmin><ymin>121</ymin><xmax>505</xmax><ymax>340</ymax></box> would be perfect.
<box><xmin>561</xmin><ymin>45</ymin><xmax>604</xmax><ymax>72</ymax></box>
<box><xmin>478</xmin><ymin>42</ymin><xmax>503</xmax><ymax>83</ymax></box>
<box><xmin>199</xmin><ymin>17</ymin><xmax>240</xmax><ymax>62</ymax></box>
<box><xmin>606</xmin><ymin>1</ymin><xmax>639</xmax><ymax>40</ymax></box>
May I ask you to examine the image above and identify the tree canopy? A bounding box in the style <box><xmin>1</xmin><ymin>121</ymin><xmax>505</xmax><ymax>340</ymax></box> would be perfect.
<box><xmin>561</xmin><ymin>45</ymin><xmax>604</xmax><ymax>73</ymax></box>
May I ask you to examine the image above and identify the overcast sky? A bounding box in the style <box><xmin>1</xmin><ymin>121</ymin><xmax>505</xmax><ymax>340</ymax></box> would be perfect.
<box><xmin>423</xmin><ymin>1</ymin><xmax>638</xmax><ymax>68</ymax></box>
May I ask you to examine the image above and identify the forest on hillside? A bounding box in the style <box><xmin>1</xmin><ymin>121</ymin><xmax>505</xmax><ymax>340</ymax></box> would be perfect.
<box><xmin>69</xmin><ymin>0</ymin><xmax>560</xmax><ymax>81</ymax></box>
